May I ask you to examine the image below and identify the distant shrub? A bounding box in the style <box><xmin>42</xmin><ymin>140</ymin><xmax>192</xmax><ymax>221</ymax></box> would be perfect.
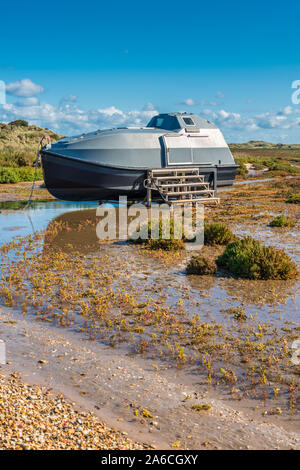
<box><xmin>14</xmin><ymin>154</ymin><xmax>31</xmax><ymax>167</ymax></box>
<box><xmin>217</xmin><ymin>237</ymin><xmax>298</xmax><ymax>280</ymax></box>
<box><xmin>10</xmin><ymin>151</ymin><xmax>34</xmax><ymax>167</ymax></box>
<box><xmin>251</xmin><ymin>161</ymin><xmax>266</xmax><ymax>170</ymax></box>
<box><xmin>186</xmin><ymin>255</ymin><xmax>217</xmax><ymax>275</ymax></box>
<box><xmin>265</xmin><ymin>160</ymin><xmax>297</xmax><ymax>174</ymax></box>
<box><xmin>0</xmin><ymin>149</ymin><xmax>36</xmax><ymax>167</ymax></box>
<box><xmin>236</xmin><ymin>160</ymin><xmax>248</xmax><ymax>177</ymax></box>
<box><xmin>9</xmin><ymin>120</ymin><xmax>29</xmax><ymax>127</ymax></box>
<box><xmin>233</xmin><ymin>154</ymin><xmax>299</xmax><ymax>177</ymax></box>
<box><xmin>50</xmin><ymin>132</ymin><xmax>61</xmax><ymax>141</ymax></box>
<box><xmin>268</xmin><ymin>215</ymin><xmax>295</xmax><ymax>228</ymax></box>
<box><xmin>0</xmin><ymin>166</ymin><xmax>43</xmax><ymax>184</ymax></box>
<box><xmin>204</xmin><ymin>222</ymin><xmax>237</xmax><ymax>246</ymax></box>
<box><xmin>286</xmin><ymin>194</ymin><xmax>300</xmax><ymax>204</ymax></box>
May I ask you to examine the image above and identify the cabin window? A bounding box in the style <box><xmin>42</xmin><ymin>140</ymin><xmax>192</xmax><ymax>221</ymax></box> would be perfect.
<box><xmin>146</xmin><ymin>115</ymin><xmax>180</xmax><ymax>131</ymax></box>
<box><xmin>182</xmin><ymin>117</ymin><xmax>195</xmax><ymax>126</ymax></box>
<box><xmin>156</xmin><ymin>118</ymin><xmax>165</xmax><ymax>128</ymax></box>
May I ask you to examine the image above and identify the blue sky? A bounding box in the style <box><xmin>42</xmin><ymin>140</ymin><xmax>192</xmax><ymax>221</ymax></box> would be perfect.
<box><xmin>0</xmin><ymin>0</ymin><xmax>300</xmax><ymax>142</ymax></box>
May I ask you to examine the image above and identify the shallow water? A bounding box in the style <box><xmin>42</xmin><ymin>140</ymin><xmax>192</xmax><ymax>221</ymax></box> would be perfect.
<box><xmin>1</xmin><ymin>201</ymin><xmax>298</xmax><ymax>330</ymax></box>
<box><xmin>219</xmin><ymin>177</ymin><xmax>275</xmax><ymax>192</ymax></box>
<box><xmin>0</xmin><ymin>200</ymin><xmax>98</xmax><ymax>245</ymax></box>
<box><xmin>0</xmin><ymin>199</ymin><xmax>299</xmax><ymax>423</ymax></box>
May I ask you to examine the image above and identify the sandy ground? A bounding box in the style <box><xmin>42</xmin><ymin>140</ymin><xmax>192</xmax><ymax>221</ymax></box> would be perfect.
<box><xmin>0</xmin><ymin>305</ymin><xmax>299</xmax><ymax>450</ymax></box>
<box><xmin>0</xmin><ymin>181</ymin><xmax>53</xmax><ymax>202</ymax></box>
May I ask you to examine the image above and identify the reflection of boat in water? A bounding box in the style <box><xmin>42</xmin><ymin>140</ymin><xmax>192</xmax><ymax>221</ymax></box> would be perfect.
<box><xmin>44</xmin><ymin>207</ymin><xmax>130</xmax><ymax>253</ymax></box>
<box><xmin>41</xmin><ymin>113</ymin><xmax>239</xmax><ymax>202</ymax></box>
<box><xmin>44</xmin><ymin>209</ymin><xmax>99</xmax><ymax>253</ymax></box>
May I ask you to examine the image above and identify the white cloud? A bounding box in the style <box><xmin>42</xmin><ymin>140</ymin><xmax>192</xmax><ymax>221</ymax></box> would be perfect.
<box><xmin>202</xmin><ymin>106</ymin><xmax>300</xmax><ymax>133</ymax></box>
<box><xmin>0</xmin><ymin>99</ymin><xmax>158</xmax><ymax>135</ymax></box>
<box><xmin>96</xmin><ymin>106</ymin><xmax>124</xmax><ymax>116</ymax></box>
<box><xmin>282</xmin><ymin>106</ymin><xmax>294</xmax><ymax>115</ymax></box>
<box><xmin>6</xmin><ymin>78</ymin><xmax>44</xmax><ymax>97</ymax></box>
<box><xmin>216</xmin><ymin>91</ymin><xmax>226</xmax><ymax>99</ymax></box>
<box><xmin>62</xmin><ymin>94</ymin><xmax>77</xmax><ymax>102</ymax></box>
<box><xmin>180</xmin><ymin>98</ymin><xmax>196</xmax><ymax>106</ymax></box>
<box><xmin>143</xmin><ymin>102</ymin><xmax>156</xmax><ymax>111</ymax></box>
<box><xmin>277</xmin><ymin>105</ymin><xmax>300</xmax><ymax>116</ymax></box>
<box><xmin>1</xmin><ymin>82</ymin><xmax>300</xmax><ymax>142</ymax></box>
<box><xmin>16</xmin><ymin>97</ymin><xmax>39</xmax><ymax>107</ymax></box>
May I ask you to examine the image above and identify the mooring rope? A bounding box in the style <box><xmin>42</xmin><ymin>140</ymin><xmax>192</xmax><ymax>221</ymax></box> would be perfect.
<box><xmin>23</xmin><ymin>135</ymin><xmax>51</xmax><ymax>209</ymax></box>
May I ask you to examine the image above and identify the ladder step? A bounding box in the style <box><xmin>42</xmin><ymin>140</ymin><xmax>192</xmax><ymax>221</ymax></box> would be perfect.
<box><xmin>165</xmin><ymin>190</ymin><xmax>214</xmax><ymax>196</ymax></box>
<box><xmin>145</xmin><ymin>166</ymin><xmax>218</xmax><ymax>206</ymax></box>
<box><xmin>153</xmin><ymin>174</ymin><xmax>204</xmax><ymax>181</ymax></box>
<box><xmin>150</xmin><ymin>168</ymin><xmax>200</xmax><ymax>174</ymax></box>
<box><xmin>159</xmin><ymin>182</ymin><xmax>209</xmax><ymax>188</ymax></box>
<box><xmin>168</xmin><ymin>198</ymin><xmax>220</xmax><ymax>205</ymax></box>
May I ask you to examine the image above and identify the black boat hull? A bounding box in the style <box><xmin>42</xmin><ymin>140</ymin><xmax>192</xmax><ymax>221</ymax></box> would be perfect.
<box><xmin>41</xmin><ymin>151</ymin><xmax>238</xmax><ymax>202</ymax></box>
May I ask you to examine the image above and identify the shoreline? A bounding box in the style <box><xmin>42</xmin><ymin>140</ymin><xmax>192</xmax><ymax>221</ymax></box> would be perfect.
<box><xmin>0</xmin><ymin>305</ymin><xmax>299</xmax><ymax>450</ymax></box>
<box><xmin>0</xmin><ymin>181</ymin><xmax>54</xmax><ymax>203</ymax></box>
<box><xmin>0</xmin><ymin>175</ymin><xmax>293</xmax><ymax>203</ymax></box>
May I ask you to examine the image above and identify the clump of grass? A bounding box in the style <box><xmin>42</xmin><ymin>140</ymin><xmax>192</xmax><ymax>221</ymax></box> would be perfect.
<box><xmin>132</xmin><ymin>218</ymin><xmax>185</xmax><ymax>250</ymax></box>
<box><xmin>217</xmin><ymin>236</ymin><xmax>298</xmax><ymax>280</ymax></box>
<box><xmin>268</xmin><ymin>215</ymin><xmax>295</xmax><ymax>228</ymax></box>
<box><xmin>219</xmin><ymin>368</ymin><xmax>237</xmax><ymax>384</ymax></box>
<box><xmin>186</xmin><ymin>255</ymin><xmax>217</xmax><ymax>275</ymax></box>
<box><xmin>147</xmin><ymin>237</ymin><xmax>185</xmax><ymax>251</ymax></box>
<box><xmin>191</xmin><ymin>403</ymin><xmax>212</xmax><ymax>412</ymax></box>
<box><xmin>286</xmin><ymin>194</ymin><xmax>300</xmax><ymax>204</ymax></box>
<box><xmin>227</xmin><ymin>306</ymin><xmax>247</xmax><ymax>321</ymax></box>
<box><xmin>204</xmin><ymin>222</ymin><xmax>237</xmax><ymax>246</ymax></box>
<box><xmin>141</xmin><ymin>408</ymin><xmax>153</xmax><ymax>419</ymax></box>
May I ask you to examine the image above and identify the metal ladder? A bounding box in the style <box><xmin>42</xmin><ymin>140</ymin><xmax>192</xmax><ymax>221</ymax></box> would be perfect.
<box><xmin>144</xmin><ymin>167</ymin><xmax>220</xmax><ymax>206</ymax></box>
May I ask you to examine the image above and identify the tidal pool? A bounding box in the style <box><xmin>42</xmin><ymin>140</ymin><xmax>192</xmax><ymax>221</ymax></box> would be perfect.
<box><xmin>0</xmin><ymin>200</ymin><xmax>299</xmax><ymax>422</ymax></box>
<box><xmin>0</xmin><ymin>200</ymin><xmax>99</xmax><ymax>244</ymax></box>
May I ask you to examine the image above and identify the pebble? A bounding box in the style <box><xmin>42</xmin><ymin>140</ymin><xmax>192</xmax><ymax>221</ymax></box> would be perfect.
<box><xmin>0</xmin><ymin>373</ymin><xmax>148</xmax><ymax>450</ymax></box>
